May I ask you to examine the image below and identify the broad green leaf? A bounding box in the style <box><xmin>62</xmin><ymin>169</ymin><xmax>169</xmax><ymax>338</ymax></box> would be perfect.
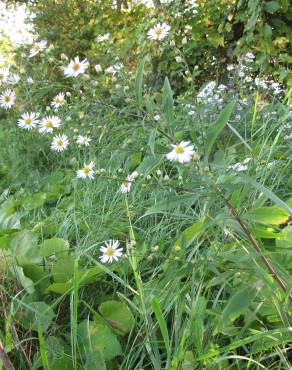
<box><xmin>11</xmin><ymin>265</ymin><xmax>35</xmax><ymax>294</ymax></box>
<box><xmin>85</xmin><ymin>351</ymin><xmax>106</xmax><ymax>370</ymax></box>
<box><xmin>205</xmin><ymin>101</ymin><xmax>236</xmax><ymax>157</ymax></box>
<box><xmin>265</xmin><ymin>1</ymin><xmax>280</xmax><ymax>13</ymax></box>
<box><xmin>11</xmin><ymin>230</ymin><xmax>40</xmax><ymax>265</ymax></box>
<box><xmin>77</xmin><ymin>320</ymin><xmax>122</xmax><ymax>361</ymax></box>
<box><xmin>17</xmin><ymin>301</ymin><xmax>55</xmax><ymax>333</ymax></box>
<box><xmin>240</xmin><ymin>176</ymin><xmax>292</xmax><ymax>215</ymax></box>
<box><xmin>144</xmin><ymin>194</ymin><xmax>199</xmax><ymax>216</ymax></box>
<box><xmin>182</xmin><ymin>351</ymin><xmax>195</xmax><ymax>370</ymax></box>
<box><xmin>52</xmin><ymin>256</ymin><xmax>75</xmax><ymax>283</ymax></box>
<box><xmin>216</xmin><ymin>286</ymin><xmax>256</xmax><ymax>333</ymax></box>
<box><xmin>246</xmin><ymin>206</ymin><xmax>289</xmax><ymax>225</ymax></box>
<box><xmin>40</xmin><ymin>238</ymin><xmax>69</xmax><ymax>258</ymax></box>
<box><xmin>99</xmin><ymin>300</ymin><xmax>134</xmax><ymax>335</ymax></box>
<box><xmin>151</xmin><ymin>297</ymin><xmax>170</xmax><ymax>357</ymax></box>
<box><xmin>174</xmin><ymin>218</ymin><xmax>205</xmax><ymax>249</ymax></box>
<box><xmin>162</xmin><ymin>77</ymin><xmax>174</xmax><ymax>124</ymax></box>
<box><xmin>21</xmin><ymin>192</ymin><xmax>47</xmax><ymax>210</ymax></box>
<box><xmin>135</xmin><ymin>56</ymin><xmax>147</xmax><ymax>106</ymax></box>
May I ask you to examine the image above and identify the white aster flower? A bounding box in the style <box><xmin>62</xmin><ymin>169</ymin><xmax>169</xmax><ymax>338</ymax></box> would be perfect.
<box><xmin>166</xmin><ymin>141</ymin><xmax>195</xmax><ymax>164</ymax></box>
<box><xmin>51</xmin><ymin>134</ymin><xmax>69</xmax><ymax>152</ymax></box>
<box><xmin>18</xmin><ymin>112</ymin><xmax>39</xmax><ymax>130</ymax></box>
<box><xmin>99</xmin><ymin>240</ymin><xmax>123</xmax><ymax>264</ymax></box>
<box><xmin>119</xmin><ymin>171</ymin><xmax>139</xmax><ymax>193</ymax></box>
<box><xmin>29</xmin><ymin>40</ymin><xmax>47</xmax><ymax>58</ymax></box>
<box><xmin>96</xmin><ymin>33</ymin><xmax>110</xmax><ymax>43</ymax></box>
<box><xmin>76</xmin><ymin>135</ymin><xmax>92</xmax><ymax>146</ymax></box>
<box><xmin>64</xmin><ymin>56</ymin><xmax>89</xmax><ymax>78</ymax></box>
<box><xmin>7</xmin><ymin>73</ymin><xmax>20</xmax><ymax>85</ymax></box>
<box><xmin>77</xmin><ymin>161</ymin><xmax>95</xmax><ymax>179</ymax></box>
<box><xmin>27</xmin><ymin>76</ymin><xmax>34</xmax><ymax>84</ymax></box>
<box><xmin>39</xmin><ymin>115</ymin><xmax>61</xmax><ymax>134</ymax></box>
<box><xmin>94</xmin><ymin>64</ymin><xmax>103</xmax><ymax>72</ymax></box>
<box><xmin>147</xmin><ymin>22</ymin><xmax>171</xmax><ymax>41</ymax></box>
<box><xmin>0</xmin><ymin>89</ymin><xmax>16</xmax><ymax>109</ymax></box>
<box><xmin>51</xmin><ymin>92</ymin><xmax>65</xmax><ymax>108</ymax></box>
<box><xmin>0</xmin><ymin>67</ymin><xmax>10</xmax><ymax>85</ymax></box>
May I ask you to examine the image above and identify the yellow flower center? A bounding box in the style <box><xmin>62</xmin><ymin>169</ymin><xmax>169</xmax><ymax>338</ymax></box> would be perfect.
<box><xmin>105</xmin><ymin>247</ymin><xmax>114</xmax><ymax>257</ymax></box>
<box><xmin>45</xmin><ymin>120</ymin><xmax>53</xmax><ymax>128</ymax></box>
<box><xmin>4</xmin><ymin>96</ymin><xmax>11</xmax><ymax>102</ymax></box>
<box><xmin>175</xmin><ymin>145</ymin><xmax>185</xmax><ymax>154</ymax></box>
<box><xmin>123</xmin><ymin>181</ymin><xmax>130</xmax><ymax>189</ymax></box>
<box><xmin>33</xmin><ymin>44</ymin><xmax>40</xmax><ymax>51</ymax></box>
<box><xmin>155</xmin><ymin>28</ymin><xmax>162</xmax><ymax>35</ymax></box>
<box><xmin>55</xmin><ymin>97</ymin><xmax>61</xmax><ymax>103</ymax></box>
<box><xmin>57</xmin><ymin>139</ymin><xmax>63</xmax><ymax>146</ymax></box>
<box><xmin>72</xmin><ymin>62</ymin><xmax>80</xmax><ymax>72</ymax></box>
<box><xmin>83</xmin><ymin>166</ymin><xmax>91</xmax><ymax>174</ymax></box>
<box><xmin>24</xmin><ymin>118</ymin><xmax>32</xmax><ymax>125</ymax></box>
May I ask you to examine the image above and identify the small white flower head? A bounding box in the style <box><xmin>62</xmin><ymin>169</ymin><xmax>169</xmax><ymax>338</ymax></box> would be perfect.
<box><xmin>96</xmin><ymin>33</ymin><xmax>110</xmax><ymax>43</ymax></box>
<box><xmin>51</xmin><ymin>134</ymin><xmax>69</xmax><ymax>152</ymax></box>
<box><xmin>0</xmin><ymin>89</ymin><xmax>16</xmax><ymax>109</ymax></box>
<box><xmin>147</xmin><ymin>22</ymin><xmax>171</xmax><ymax>41</ymax></box>
<box><xmin>119</xmin><ymin>171</ymin><xmax>139</xmax><ymax>193</ymax></box>
<box><xmin>76</xmin><ymin>135</ymin><xmax>92</xmax><ymax>146</ymax></box>
<box><xmin>39</xmin><ymin>115</ymin><xmax>61</xmax><ymax>134</ymax></box>
<box><xmin>99</xmin><ymin>240</ymin><xmax>123</xmax><ymax>264</ymax></box>
<box><xmin>18</xmin><ymin>112</ymin><xmax>39</xmax><ymax>130</ymax></box>
<box><xmin>182</xmin><ymin>37</ymin><xmax>188</xmax><ymax>45</ymax></box>
<box><xmin>94</xmin><ymin>64</ymin><xmax>103</xmax><ymax>72</ymax></box>
<box><xmin>77</xmin><ymin>161</ymin><xmax>95</xmax><ymax>179</ymax></box>
<box><xmin>51</xmin><ymin>92</ymin><xmax>65</xmax><ymax>109</ymax></box>
<box><xmin>227</xmin><ymin>64</ymin><xmax>234</xmax><ymax>71</ymax></box>
<box><xmin>0</xmin><ymin>67</ymin><xmax>10</xmax><ymax>85</ymax></box>
<box><xmin>27</xmin><ymin>76</ymin><xmax>34</xmax><ymax>84</ymax></box>
<box><xmin>64</xmin><ymin>57</ymin><xmax>89</xmax><ymax>78</ymax></box>
<box><xmin>29</xmin><ymin>40</ymin><xmax>47</xmax><ymax>58</ymax></box>
<box><xmin>166</xmin><ymin>141</ymin><xmax>195</xmax><ymax>164</ymax></box>
<box><xmin>154</xmin><ymin>114</ymin><xmax>161</xmax><ymax>121</ymax></box>
<box><xmin>0</xmin><ymin>55</ymin><xmax>6</xmax><ymax>65</ymax></box>
<box><xmin>7</xmin><ymin>73</ymin><xmax>20</xmax><ymax>85</ymax></box>
<box><xmin>175</xmin><ymin>56</ymin><xmax>183</xmax><ymax>63</ymax></box>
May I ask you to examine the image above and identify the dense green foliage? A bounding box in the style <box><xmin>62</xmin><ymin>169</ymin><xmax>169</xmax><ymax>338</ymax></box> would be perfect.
<box><xmin>0</xmin><ymin>1</ymin><xmax>291</xmax><ymax>369</ymax></box>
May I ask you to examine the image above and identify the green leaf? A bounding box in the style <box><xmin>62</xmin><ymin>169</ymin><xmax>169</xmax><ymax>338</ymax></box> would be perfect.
<box><xmin>174</xmin><ymin>218</ymin><xmax>205</xmax><ymax>249</ymax></box>
<box><xmin>40</xmin><ymin>238</ymin><xmax>69</xmax><ymax>258</ymax></box>
<box><xmin>21</xmin><ymin>192</ymin><xmax>47</xmax><ymax>210</ymax></box>
<box><xmin>77</xmin><ymin>320</ymin><xmax>122</xmax><ymax>362</ymax></box>
<box><xmin>11</xmin><ymin>230</ymin><xmax>40</xmax><ymax>265</ymax></box>
<box><xmin>11</xmin><ymin>265</ymin><xmax>35</xmax><ymax>294</ymax></box>
<box><xmin>85</xmin><ymin>351</ymin><xmax>106</xmax><ymax>370</ymax></box>
<box><xmin>144</xmin><ymin>194</ymin><xmax>200</xmax><ymax>216</ymax></box>
<box><xmin>52</xmin><ymin>256</ymin><xmax>75</xmax><ymax>283</ymax></box>
<box><xmin>216</xmin><ymin>286</ymin><xmax>256</xmax><ymax>333</ymax></box>
<box><xmin>240</xmin><ymin>176</ymin><xmax>292</xmax><ymax>215</ymax></box>
<box><xmin>135</xmin><ymin>56</ymin><xmax>147</xmax><ymax>106</ymax></box>
<box><xmin>265</xmin><ymin>1</ymin><xmax>280</xmax><ymax>13</ymax></box>
<box><xmin>151</xmin><ymin>297</ymin><xmax>170</xmax><ymax>357</ymax></box>
<box><xmin>17</xmin><ymin>301</ymin><xmax>55</xmax><ymax>333</ymax></box>
<box><xmin>162</xmin><ymin>77</ymin><xmax>174</xmax><ymax>124</ymax></box>
<box><xmin>99</xmin><ymin>300</ymin><xmax>134</xmax><ymax>335</ymax></box>
<box><xmin>205</xmin><ymin>101</ymin><xmax>236</xmax><ymax>157</ymax></box>
<box><xmin>246</xmin><ymin>206</ymin><xmax>289</xmax><ymax>225</ymax></box>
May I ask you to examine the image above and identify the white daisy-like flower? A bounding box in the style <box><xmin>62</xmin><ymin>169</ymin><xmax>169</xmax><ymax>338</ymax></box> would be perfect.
<box><xmin>7</xmin><ymin>73</ymin><xmax>20</xmax><ymax>85</ymax></box>
<box><xmin>18</xmin><ymin>112</ymin><xmax>39</xmax><ymax>130</ymax></box>
<box><xmin>27</xmin><ymin>76</ymin><xmax>34</xmax><ymax>84</ymax></box>
<box><xmin>96</xmin><ymin>33</ymin><xmax>110</xmax><ymax>43</ymax></box>
<box><xmin>77</xmin><ymin>161</ymin><xmax>95</xmax><ymax>179</ymax></box>
<box><xmin>0</xmin><ymin>89</ymin><xmax>16</xmax><ymax>109</ymax></box>
<box><xmin>0</xmin><ymin>55</ymin><xmax>6</xmax><ymax>65</ymax></box>
<box><xmin>76</xmin><ymin>135</ymin><xmax>92</xmax><ymax>146</ymax></box>
<box><xmin>29</xmin><ymin>40</ymin><xmax>47</xmax><ymax>58</ymax></box>
<box><xmin>147</xmin><ymin>22</ymin><xmax>171</xmax><ymax>41</ymax></box>
<box><xmin>166</xmin><ymin>141</ymin><xmax>195</xmax><ymax>164</ymax></box>
<box><xmin>39</xmin><ymin>115</ymin><xmax>61</xmax><ymax>134</ymax></box>
<box><xmin>0</xmin><ymin>67</ymin><xmax>10</xmax><ymax>85</ymax></box>
<box><xmin>94</xmin><ymin>64</ymin><xmax>103</xmax><ymax>72</ymax></box>
<box><xmin>51</xmin><ymin>134</ymin><xmax>69</xmax><ymax>152</ymax></box>
<box><xmin>119</xmin><ymin>171</ymin><xmax>139</xmax><ymax>193</ymax></box>
<box><xmin>99</xmin><ymin>240</ymin><xmax>123</xmax><ymax>264</ymax></box>
<box><xmin>64</xmin><ymin>57</ymin><xmax>89</xmax><ymax>78</ymax></box>
<box><xmin>51</xmin><ymin>92</ymin><xmax>65</xmax><ymax>109</ymax></box>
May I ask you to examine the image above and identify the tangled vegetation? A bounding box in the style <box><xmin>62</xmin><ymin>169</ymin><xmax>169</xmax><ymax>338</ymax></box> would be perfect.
<box><xmin>0</xmin><ymin>1</ymin><xmax>291</xmax><ymax>369</ymax></box>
